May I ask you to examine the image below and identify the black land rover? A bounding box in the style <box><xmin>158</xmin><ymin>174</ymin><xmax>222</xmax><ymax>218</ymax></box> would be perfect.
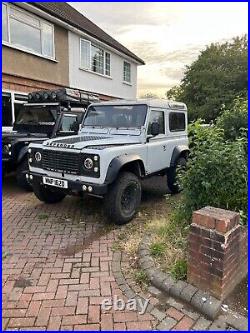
<box><xmin>2</xmin><ymin>88</ymin><xmax>99</xmax><ymax>190</ymax></box>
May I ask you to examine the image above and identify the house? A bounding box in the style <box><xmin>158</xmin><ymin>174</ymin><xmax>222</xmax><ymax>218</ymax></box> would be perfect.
<box><xmin>2</xmin><ymin>2</ymin><xmax>145</xmax><ymax>129</ymax></box>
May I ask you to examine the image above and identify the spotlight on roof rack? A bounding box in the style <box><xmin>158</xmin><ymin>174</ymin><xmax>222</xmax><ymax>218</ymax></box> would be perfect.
<box><xmin>34</xmin><ymin>93</ymin><xmax>40</xmax><ymax>101</ymax></box>
<box><xmin>43</xmin><ymin>92</ymin><xmax>49</xmax><ymax>101</ymax></box>
<box><xmin>51</xmin><ymin>92</ymin><xmax>57</xmax><ymax>100</ymax></box>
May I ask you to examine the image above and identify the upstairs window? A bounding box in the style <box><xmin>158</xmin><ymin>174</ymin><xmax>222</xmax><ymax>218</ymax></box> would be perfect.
<box><xmin>2</xmin><ymin>3</ymin><xmax>8</xmax><ymax>42</ymax></box>
<box><xmin>80</xmin><ymin>39</ymin><xmax>111</xmax><ymax>76</ymax></box>
<box><xmin>2</xmin><ymin>3</ymin><xmax>54</xmax><ymax>58</ymax></box>
<box><xmin>169</xmin><ymin>112</ymin><xmax>186</xmax><ymax>132</ymax></box>
<box><xmin>123</xmin><ymin>61</ymin><xmax>131</xmax><ymax>83</ymax></box>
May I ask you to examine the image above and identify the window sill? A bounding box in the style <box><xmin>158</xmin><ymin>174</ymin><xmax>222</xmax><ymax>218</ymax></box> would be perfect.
<box><xmin>2</xmin><ymin>42</ymin><xmax>58</xmax><ymax>63</ymax></box>
<box><xmin>123</xmin><ymin>81</ymin><xmax>132</xmax><ymax>86</ymax></box>
<box><xmin>79</xmin><ymin>67</ymin><xmax>112</xmax><ymax>80</ymax></box>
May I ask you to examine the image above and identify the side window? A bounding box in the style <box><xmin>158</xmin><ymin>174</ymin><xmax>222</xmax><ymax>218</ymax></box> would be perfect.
<box><xmin>59</xmin><ymin>115</ymin><xmax>78</xmax><ymax>132</ymax></box>
<box><xmin>2</xmin><ymin>92</ymin><xmax>12</xmax><ymax>127</ymax></box>
<box><xmin>14</xmin><ymin>93</ymin><xmax>28</xmax><ymax>120</ymax></box>
<box><xmin>169</xmin><ymin>112</ymin><xmax>186</xmax><ymax>132</ymax></box>
<box><xmin>147</xmin><ymin>111</ymin><xmax>165</xmax><ymax>135</ymax></box>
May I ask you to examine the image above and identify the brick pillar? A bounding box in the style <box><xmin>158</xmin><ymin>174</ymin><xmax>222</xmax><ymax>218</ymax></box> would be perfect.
<box><xmin>187</xmin><ymin>206</ymin><xmax>246</xmax><ymax>300</ymax></box>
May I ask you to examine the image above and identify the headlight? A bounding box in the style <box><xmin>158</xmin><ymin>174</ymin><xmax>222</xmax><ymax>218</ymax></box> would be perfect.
<box><xmin>84</xmin><ymin>157</ymin><xmax>94</xmax><ymax>169</ymax></box>
<box><xmin>82</xmin><ymin>154</ymin><xmax>100</xmax><ymax>177</ymax></box>
<box><xmin>35</xmin><ymin>152</ymin><xmax>42</xmax><ymax>162</ymax></box>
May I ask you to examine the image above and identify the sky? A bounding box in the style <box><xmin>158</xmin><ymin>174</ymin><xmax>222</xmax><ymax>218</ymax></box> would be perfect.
<box><xmin>70</xmin><ymin>2</ymin><xmax>248</xmax><ymax>97</ymax></box>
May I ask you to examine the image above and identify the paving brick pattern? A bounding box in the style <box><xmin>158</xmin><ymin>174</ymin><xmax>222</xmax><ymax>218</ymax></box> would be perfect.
<box><xmin>2</xmin><ymin>177</ymin><xmax>248</xmax><ymax>331</ymax></box>
<box><xmin>2</xmin><ymin>178</ymin><xmax>156</xmax><ymax>331</ymax></box>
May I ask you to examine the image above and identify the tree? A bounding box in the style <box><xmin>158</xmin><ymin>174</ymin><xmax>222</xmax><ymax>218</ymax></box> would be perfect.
<box><xmin>166</xmin><ymin>35</ymin><xmax>248</xmax><ymax>122</ymax></box>
<box><xmin>216</xmin><ymin>97</ymin><xmax>248</xmax><ymax>141</ymax></box>
<box><xmin>166</xmin><ymin>86</ymin><xmax>183</xmax><ymax>101</ymax></box>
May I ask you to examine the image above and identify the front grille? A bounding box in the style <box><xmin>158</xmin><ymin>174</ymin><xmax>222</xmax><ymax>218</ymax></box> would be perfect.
<box><xmin>42</xmin><ymin>150</ymin><xmax>80</xmax><ymax>174</ymax></box>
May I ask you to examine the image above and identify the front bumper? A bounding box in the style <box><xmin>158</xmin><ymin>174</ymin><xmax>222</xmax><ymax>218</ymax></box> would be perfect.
<box><xmin>28</xmin><ymin>171</ymin><xmax>108</xmax><ymax>196</ymax></box>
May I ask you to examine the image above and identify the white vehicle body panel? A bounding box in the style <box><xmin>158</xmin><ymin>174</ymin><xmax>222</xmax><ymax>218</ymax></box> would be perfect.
<box><xmin>29</xmin><ymin>99</ymin><xmax>188</xmax><ymax>187</ymax></box>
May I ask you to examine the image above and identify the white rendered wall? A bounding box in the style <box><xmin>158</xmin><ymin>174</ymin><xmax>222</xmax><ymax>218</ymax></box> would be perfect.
<box><xmin>68</xmin><ymin>31</ymin><xmax>138</xmax><ymax>99</ymax></box>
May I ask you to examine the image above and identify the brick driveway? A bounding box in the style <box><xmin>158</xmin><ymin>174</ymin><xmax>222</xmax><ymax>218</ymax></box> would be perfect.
<box><xmin>2</xmin><ymin>176</ymin><xmax>157</xmax><ymax>330</ymax></box>
<box><xmin>2</xmin><ymin>176</ymin><xmax>247</xmax><ymax>331</ymax></box>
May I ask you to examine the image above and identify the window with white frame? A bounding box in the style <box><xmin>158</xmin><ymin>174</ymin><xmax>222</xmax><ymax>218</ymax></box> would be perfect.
<box><xmin>2</xmin><ymin>91</ymin><xmax>28</xmax><ymax>127</ymax></box>
<box><xmin>123</xmin><ymin>61</ymin><xmax>131</xmax><ymax>83</ymax></box>
<box><xmin>2</xmin><ymin>3</ymin><xmax>54</xmax><ymax>58</ymax></box>
<box><xmin>80</xmin><ymin>39</ymin><xmax>111</xmax><ymax>76</ymax></box>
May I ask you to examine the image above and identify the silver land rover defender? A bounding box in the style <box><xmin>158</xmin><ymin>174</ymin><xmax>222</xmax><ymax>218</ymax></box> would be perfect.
<box><xmin>27</xmin><ymin>99</ymin><xmax>189</xmax><ymax>224</ymax></box>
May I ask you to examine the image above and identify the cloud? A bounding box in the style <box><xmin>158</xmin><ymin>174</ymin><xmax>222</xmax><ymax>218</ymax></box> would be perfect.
<box><xmin>70</xmin><ymin>2</ymin><xmax>178</xmax><ymax>30</ymax></box>
<box><xmin>69</xmin><ymin>2</ymin><xmax>248</xmax><ymax>97</ymax></box>
<box><xmin>129</xmin><ymin>41</ymin><xmax>203</xmax><ymax>64</ymax></box>
<box><xmin>160</xmin><ymin>66</ymin><xmax>185</xmax><ymax>81</ymax></box>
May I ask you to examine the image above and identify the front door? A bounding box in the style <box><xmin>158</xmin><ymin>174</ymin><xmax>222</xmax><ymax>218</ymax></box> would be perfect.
<box><xmin>146</xmin><ymin>109</ymin><xmax>169</xmax><ymax>174</ymax></box>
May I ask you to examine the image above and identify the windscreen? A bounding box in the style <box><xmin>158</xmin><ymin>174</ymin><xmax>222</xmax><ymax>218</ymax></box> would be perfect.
<box><xmin>83</xmin><ymin>104</ymin><xmax>147</xmax><ymax>128</ymax></box>
<box><xmin>15</xmin><ymin>105</ymin><xmax>57</xmax><ymax>125</ymax></box>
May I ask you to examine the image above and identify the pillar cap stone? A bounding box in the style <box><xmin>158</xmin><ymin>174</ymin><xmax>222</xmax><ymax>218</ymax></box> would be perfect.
<box><xmin>192</xmin><ymin>206</ymin><xmax>239</xmax><ymax>233</ymax></box>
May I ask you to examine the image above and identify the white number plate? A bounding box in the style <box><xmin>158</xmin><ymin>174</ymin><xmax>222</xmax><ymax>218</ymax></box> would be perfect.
<box><xmin>43</xmin><ymin>177</ymin><xmax>68</xmax><ymax>189</ymax></box>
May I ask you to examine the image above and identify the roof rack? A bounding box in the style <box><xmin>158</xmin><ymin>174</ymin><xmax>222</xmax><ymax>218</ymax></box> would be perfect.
<box><xmin>27</xmin><ymin>88</ymin><xmax>99</xmax><ymax>104</ymax></box>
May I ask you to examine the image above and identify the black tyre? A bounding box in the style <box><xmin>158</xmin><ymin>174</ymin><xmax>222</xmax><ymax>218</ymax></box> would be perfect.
<box><xmin>104</xmin><ymin>172</ymin><xmax>141</xmax><ymax>225</ymax></box>
<box><xmin>33</xmin><ymin>182</ymin><xmax>66</xmax><ymax>204</ymax></box>
<box><xmin>16</xmin><ymin>158</ymin><xmax>32</xmax><ymax>191</ymax></box>
<box><xmin>167</xmin><ymin>157</ymin><xmax>187</xmax><ymax>194</ymax></box>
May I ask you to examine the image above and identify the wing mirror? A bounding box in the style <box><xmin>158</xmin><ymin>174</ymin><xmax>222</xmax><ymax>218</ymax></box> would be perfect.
<box><xmin>151</xmin><ymin>122</ymin><xmax>160</xmax><ymax>136</ymax></box>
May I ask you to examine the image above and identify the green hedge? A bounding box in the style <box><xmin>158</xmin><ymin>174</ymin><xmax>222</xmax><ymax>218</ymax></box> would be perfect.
<box><xmin>178</xmin><ymin>117</ymin><xmax>248</xmax><ymax>224</ymax></box>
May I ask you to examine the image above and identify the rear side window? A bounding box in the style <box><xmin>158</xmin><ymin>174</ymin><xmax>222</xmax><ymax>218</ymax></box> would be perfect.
<box><xmin>169</xmin><ymin>112</ymin><xmax>186</xmax><ymax>131</ymax></box>
<box><xmin>147</xmin><ymin>111</ymin><xmax>165</xmax><ymax>135</ymax></box>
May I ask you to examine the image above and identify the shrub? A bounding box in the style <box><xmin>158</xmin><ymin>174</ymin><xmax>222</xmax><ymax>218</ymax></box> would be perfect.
<box><xmin>216</xmin><ymin>98</ymin><xmax>248</xmax><ymax>141</ymax></box>
<box><xmin>179</xmin><ymin>122</ymin><xmax>248</xmax><ymax>224</ymax></box>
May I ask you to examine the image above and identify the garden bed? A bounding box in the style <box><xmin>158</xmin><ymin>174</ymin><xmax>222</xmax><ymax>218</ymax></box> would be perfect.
<box><xmin>114</xmin><ymin>189</ymin><xmax>188</xmax><ymax>283</ymax></box>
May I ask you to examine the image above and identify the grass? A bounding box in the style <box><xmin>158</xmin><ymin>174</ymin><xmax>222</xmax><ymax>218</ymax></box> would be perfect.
<box><xmin>146</xmin><ymin>210</ymin><xmax>189</xmax><ymax>280</ymax></box>
<box><xmin>150</xmin><ymin>242</ymin><xmax>165</xmax><ymax>257</ymax></box>
<box><xmin>117</xmin><ymin>193</ymin><xmax>189</xmax><ymax>281</ymax></box>
<box><xmin>170</xmin><ymin>259</ymin><xmax>187</xmax><ymax>281</ymax></box>
<box><xmin>134</xmin><ymin>269</ymin><xmax>149</xmax><ymax>287</ymax></box>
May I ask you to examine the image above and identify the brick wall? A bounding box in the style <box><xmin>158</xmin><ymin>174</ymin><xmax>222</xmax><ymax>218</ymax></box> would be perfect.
<box><xmin>187</xmin><ymin>206</ymin><xmax>247</xmax><ymax>300</ymax></box>
<box><xmin>2</xmin><ymin>73</ymin><xmax>116</xmax><ymax>101</ymax></box>
<box><xmin>2</xmin><ymin>73</ymin><xmax>62</xmax><ymax>94</ymax></box>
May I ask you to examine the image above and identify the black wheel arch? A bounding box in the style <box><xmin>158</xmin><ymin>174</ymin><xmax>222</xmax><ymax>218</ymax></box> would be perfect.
<box><xmin>105</xmin><ymin>155</ymin><xmax>145</xmax><ymax>184</ymax></box>
<box><xmin>170</xmin><ymin>146</ymin><xmax>189</xmax><ymax>167</ymax></box>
